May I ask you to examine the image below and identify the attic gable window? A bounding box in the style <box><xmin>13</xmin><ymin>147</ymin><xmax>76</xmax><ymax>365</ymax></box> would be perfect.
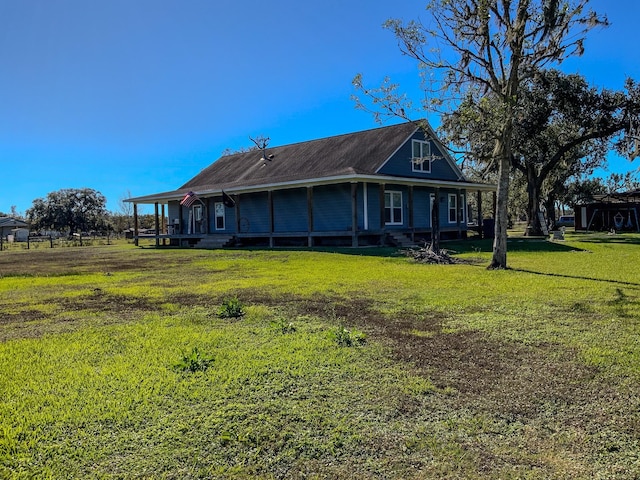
<box><xmin>411</xmin><ymin>139</ymin><xmax>431</xmax><ymax>173</ymax></box>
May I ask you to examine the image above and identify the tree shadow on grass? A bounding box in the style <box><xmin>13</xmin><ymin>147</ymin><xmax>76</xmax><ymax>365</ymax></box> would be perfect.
<box><xmin>241</xmin><ymin>246</ymin><xmax>404</xmax><ymax>257</ymax></box>
<box><xmin>567</xmin><ymin>232</ymin><xmax>640</xmax><ymax>245</ymax></box>
<box><xmin>511</xmin><ymin>268</ymin><xmax>640</xmax><ymax>288</ymax></box>
<box><xmin>209</xmin><ymin>233</ymin><xmax>640</xmax><ymax>258</ymax></box>
<box><xmin>444</xmin><ymin>238</ymin><xmax>586</xmax><ymax>254</ymax></box>
<box><xmin>249</xmin><ymin>238</ymin><xmax>584</xmax><ymax>258</ymax></box>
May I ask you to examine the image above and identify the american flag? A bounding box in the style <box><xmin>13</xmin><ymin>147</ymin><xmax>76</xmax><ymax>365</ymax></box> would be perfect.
<box><xmin>180</xmin><ymin>191</ymin><xmax>200</xmax><ymax>207</ymax></box>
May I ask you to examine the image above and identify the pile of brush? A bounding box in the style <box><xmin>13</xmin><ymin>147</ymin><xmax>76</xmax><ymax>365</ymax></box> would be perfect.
<box><xmin>403</xmin><ymin>244</ymin><xmax>459</xmax><ymax>264</ymax></box>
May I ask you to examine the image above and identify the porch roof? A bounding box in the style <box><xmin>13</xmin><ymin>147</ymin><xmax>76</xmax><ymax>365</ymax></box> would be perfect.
<box><xmin>127</xmin><ymin>173</ymin><xmax>496</xmax><ymax>205</ymax></box>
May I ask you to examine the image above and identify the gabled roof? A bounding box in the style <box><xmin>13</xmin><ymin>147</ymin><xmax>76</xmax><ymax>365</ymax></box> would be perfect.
<box><xmin>0</xmin><ymin>217</ymin><xmax>28</xmax><ymax>228</ymax></box>
<box><xmin>181</xmin><ymin>122</ymin><xmax>419</xmax><ymax>191</ymax></box>
<box><xmin>127</xmin><ymin>121</ymin><xmax>494</xmax><ymax>204</ymax></box>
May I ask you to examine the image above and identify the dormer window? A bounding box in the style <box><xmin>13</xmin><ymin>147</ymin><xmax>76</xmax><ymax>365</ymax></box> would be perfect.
<box><xmin>411</xmin><ymin>139</ymin><xmax>431</xmax><ymax>173</ymax></box>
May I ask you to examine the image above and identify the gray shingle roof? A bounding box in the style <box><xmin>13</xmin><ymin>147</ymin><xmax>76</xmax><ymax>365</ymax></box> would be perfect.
<box><xmin>181</xmin><ymin>122</ymin><xmax>418</xmax><ymax>191</ymax></box>
<box><xmin>0</xmin><ymin>217</ymin><xmax>28</xmax><ymax>228</ymax></box>
<box><xmin>126</xmin><ymin>121</ymin><xmax>495</xmax><ymax>204</ymax></box>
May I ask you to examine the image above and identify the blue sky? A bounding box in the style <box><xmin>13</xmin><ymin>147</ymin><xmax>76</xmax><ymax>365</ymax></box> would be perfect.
<box><xmin>1</xmin><ymin>0</ymin><xmax>639</xmax><ymax>215</ymax></box>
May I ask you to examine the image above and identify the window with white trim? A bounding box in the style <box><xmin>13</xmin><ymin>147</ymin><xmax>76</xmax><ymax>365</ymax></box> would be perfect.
<box><xmin>411</xmin><ymin>139</ymin><xmax>431</xmax><ymax>173</ymax></box>
<box><xmin>384</xmin><ymin>191</ymin><xmax>403</xmax><ymax>225</ymax></box>
<box><xmin>448</xmin><ymin>194</ymin><xmax>457</xmax><ymax>223</ymax></box>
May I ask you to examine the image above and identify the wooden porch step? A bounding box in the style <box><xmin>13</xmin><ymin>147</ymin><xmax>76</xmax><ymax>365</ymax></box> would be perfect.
<box><xmin>194</xmin><ymin>235</ymin><xmax>234</xmax><ymax>249</ymax></box>
<box><xmin>388</xmin><ymin>232</ymin><xmax>417</xmax><ymax>248</ymax></box>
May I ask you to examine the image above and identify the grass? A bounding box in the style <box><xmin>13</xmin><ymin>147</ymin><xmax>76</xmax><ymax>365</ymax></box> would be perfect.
<box><xmin>0</xmin><ymin>234</ymin><xmax>639</xmax><ymax>478</ymax></box>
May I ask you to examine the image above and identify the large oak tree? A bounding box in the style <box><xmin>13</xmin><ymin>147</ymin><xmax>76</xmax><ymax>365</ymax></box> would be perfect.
<box><xmin>354</xmin><ymin>0</ymin><xmax>608</xmax><ymax>268</ymax></box>
<box><xmin>27</xmin><ymin>188</ymin><xmax>108</xmax><ymax>235</ymax></box>
<box><xmin>442</xmin><ymin>70</ymin><xmax>640</xmax><ymax>235</ymax></box>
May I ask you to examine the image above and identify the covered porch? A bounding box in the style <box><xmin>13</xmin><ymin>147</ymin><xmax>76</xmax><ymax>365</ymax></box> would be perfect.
<box><xmin>127</xmin><ymin>177</ymin><xmax>497</xmax><ymax>249</ymax></box>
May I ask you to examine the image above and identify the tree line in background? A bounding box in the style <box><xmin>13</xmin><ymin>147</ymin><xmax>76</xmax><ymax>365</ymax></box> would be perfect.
<box><xmin>1</xmin><ymin>188</ymin><xmax>157</xmax><ymax>237</ymax></box>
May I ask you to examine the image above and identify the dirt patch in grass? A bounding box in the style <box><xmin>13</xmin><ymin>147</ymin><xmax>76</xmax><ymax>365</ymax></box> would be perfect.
<box><xmin>225</xmin><ymin>289</ymin><xmax>376</xmax><ymax>319</ymax></box>
<box><xmin>0</xmin><ymin>247</ymin><xmax>172</xmax><ymax>277</ymax></box>
<box><xmin>0</xmin><ymin>290</ymin><xmax>163</xmax><ymax>342</ymax></box>
<box><xmin>0</xmin><ymin>306</ymin><xmax>57</xmax><ymax>342</ymax></box>
<box><xmin>382</xmin><ymin>318</ymin><xmax>594</xmax><ymax>413</ymax></box>
<box><xmin>0</xmin><ymin>290</ymin><xmax>164</xmax><ymax>342</ymax></box>
<box><xmin>0</xmin><ymin>309</ymin><xmax>51</xmax><ymax>324</ymax></box>
<box><xmin>59</xmin><ymin>289</ymin><xmax>160</xmax><ymax>315</ymax></box>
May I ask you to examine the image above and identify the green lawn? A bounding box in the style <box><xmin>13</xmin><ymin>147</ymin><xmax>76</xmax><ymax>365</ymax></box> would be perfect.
<box><xmin>0</xmin><ymin>234</ymin><xmax>639</xmax><ymax>478</ymax></box>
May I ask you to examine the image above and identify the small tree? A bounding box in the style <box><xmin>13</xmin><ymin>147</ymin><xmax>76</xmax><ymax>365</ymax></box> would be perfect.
<box><xmin>27</xmin><ymin>188</ymin><xmax>108</xmax><ymax>236</ymax></box>
<box><xmin>119</xmin><ymin>190</ymin><xmax>133</xmax><ymax>218</ymax></box>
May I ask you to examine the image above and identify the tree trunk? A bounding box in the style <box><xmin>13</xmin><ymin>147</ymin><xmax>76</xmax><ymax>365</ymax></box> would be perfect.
<box><xmin>488</xmin><ymin>139</ymin><xmax>511</xmax><ymax>269</ymax></box>
<box><xmin>544</xmin><ymin>197</ymin><xmax>557</xmax><ymax>227</ymax></box>
<box><xmin>430</xmin><ymin>188</ymin><xmax>441</xmax><ymax>253</ymax></box>
<box><xmin>525</xmin><ymin>166</ymin><xmax>544</xmax><ymax>236</ymax></box>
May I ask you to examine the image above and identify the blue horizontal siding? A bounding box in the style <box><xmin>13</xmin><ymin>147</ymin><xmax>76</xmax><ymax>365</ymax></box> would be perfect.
<box><xmin>167</xmin><ymin>202</ymin><xmax>180</xmax><ymax>226</ymax></box>
<box><xmin>413</xmin><ymin>187</ymin><xmax>430</xmax><ymax>228</ymax></box>
<box><xmin>313</xmin><ymin>184</ymin><xmax>352</xmax><ymax>231</ymax></box>
<box><xmin>365</xmin><ymin>183</ymin><xmax>380</xmax><ymax>230</ymax></box>
<box><xmin>273</xmin><ymin>188</ymin><xmax>308</xmax><ymax>232</ymax></box>
<box><xmin>378</xmin><ymin>131</ymin><xmax>459</xmax><ymax>181</ymax></box>
<box><xmin>239</xmin><ymin>192</ymin><xmax>270</xmax><ymax>233</ymax></box>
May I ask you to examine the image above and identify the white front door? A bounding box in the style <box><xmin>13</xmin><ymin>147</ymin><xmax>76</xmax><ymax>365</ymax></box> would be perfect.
<box><xmin>215</xmin><ymin>202</ymin><xmax>225</xmax><ymax>230</ymax></box>
<box><xmin>193</xmin><ymin>204</ymin><xmax>204</xmax><ymax>233</ymax></box>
